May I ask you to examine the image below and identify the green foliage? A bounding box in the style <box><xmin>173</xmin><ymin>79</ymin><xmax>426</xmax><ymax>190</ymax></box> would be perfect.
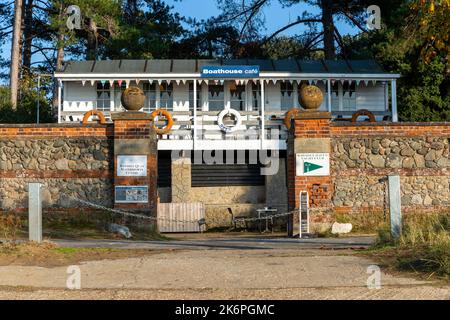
<box><xmin>0</xmin><ymin>75</ymin><xmax>53</xmax><ymax>124</ymax></box>
<box><xmin>374</xmin><ymin>213</ymin><xmax>450</xmax><ymax>278</ymax></box>
<box><xmin>342</xmin><ymin>1</ymin><xmax>450</xmax><ymax>122</ymax></box>
<box><xmin>102</xmin><ymin>0</ymin><xmax>184</xmax><ymax>59</ymax></box>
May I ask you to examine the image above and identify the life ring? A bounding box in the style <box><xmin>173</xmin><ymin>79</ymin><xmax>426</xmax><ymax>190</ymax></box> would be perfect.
<box><xmin>217</xmin><ymin>109</ymin><xmax>242</xmax><ymax>133</ymax></box>
<box><xmin>151</xmin><ymin>109</ymin><xmax>174</xmax><ymax>134</ymax></box>
<box><xmin>351</xmin><ymin>109</ymin><xmax>376</xmax><ymax>123</ymax></box>
<box><xmin>82</xmin><ymin>110</ymin><xmax>106</xmax><ymax>124</ymax></box>
<box><xmin>284</xmin><ymin>108</ymin><xmax>301</xmax><ymax>129</ymax></box>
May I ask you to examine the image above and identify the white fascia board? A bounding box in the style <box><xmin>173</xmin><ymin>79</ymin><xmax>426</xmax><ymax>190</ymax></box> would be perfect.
<box><xmin>54</xmin><ymin>72</ymin><xmax>401</xmax><ymax>80</ymax></box>
<box><xmin>260</xmin><ymin>72</ymin><xmax>401</xmax><ymax>79</ymax></box>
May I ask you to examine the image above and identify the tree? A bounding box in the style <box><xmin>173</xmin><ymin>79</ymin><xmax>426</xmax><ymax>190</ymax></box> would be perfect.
<box><xmin>10</xmin><ymin>0</ymin><xmax>23</xmax><ymax>109</ymax></box>
<box><xmin>214</xmin><ymin>0</ymin><xmax>398</xmax><ymax>59</ymax></box>
<box><xmin>103</xmin><ymin>0</ymin><xmax>183</xmax><ymax>59</ymax></box>
<box><xmin>342</xmin><ymin>0</ymin><xmax>449</xmax><ymax>121</ymax></box>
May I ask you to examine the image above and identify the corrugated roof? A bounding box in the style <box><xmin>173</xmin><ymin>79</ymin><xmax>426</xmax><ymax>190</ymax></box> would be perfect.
<box><xmin>60</xmin><ymin>59</ymin><xmax>387</xmax><ymax>74</ymax></box>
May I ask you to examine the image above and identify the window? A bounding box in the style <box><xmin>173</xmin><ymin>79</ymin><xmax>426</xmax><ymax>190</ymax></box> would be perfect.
<box><xmin>96</xmin><ymin>82</ymin><xmax>110</xmax><ymax>111</ymax></box>
<box><xmin>280</xmin><ymin>82</ymin><xmax>294</xmax><ymax>110</ymax></box>
<box><xmin>159</xmin><ymin>82</ymin><xmax>173</xmax><ymax>109</ymax></box>
<box><xmin>342</xmin><ymin>81</ymin><xmax>356</xmax><ymax>111</ymax></box>
<box><xmin>188</xmin><ymin>83</ymin><xmax>201</xmax><ymax>110</ymax></box>
<box><xmin>252</xmin><ymin>83</ymin><xmax>261</xmax><ymax>111</ymax></box>
<box><xmin>143</xmin><ymin>82</ymin><xmax>157</xmax><ymax>112</ymax></box>
<box><xmin>208</xmin><ymin>83</ymin><xmax>224</xmax><ymax>111</ymax></box>
<box><xmin>230</xmin><ymin>83</ymin><xmax>246</xmax><ymax>111</ymax></box>
<box><xmin>331</xmin><ymin>82</ymin><xmax>339</xmax><ymax>111</ymax></box>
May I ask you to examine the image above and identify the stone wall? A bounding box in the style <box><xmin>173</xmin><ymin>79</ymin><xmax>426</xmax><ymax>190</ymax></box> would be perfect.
<box><xmin>330</xmin><ymin>123</ymin><xmax>450</xmax><ymax>215</ymax></box>
<box><xmin>332</xmin><ymin>137</ymin><xmax>449</xmax><ymax>170</ymax></box>
<box><xmin>0</xmin><ymin>124</ymin><xmax>113</xmax><ymax>211</ymax></box>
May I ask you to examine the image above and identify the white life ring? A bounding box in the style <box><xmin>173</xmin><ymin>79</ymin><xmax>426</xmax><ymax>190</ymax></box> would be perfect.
<box><xmin>217</xmin><ymin>108</ymin><xmax>242</xmax><ymax>133</ymax></box>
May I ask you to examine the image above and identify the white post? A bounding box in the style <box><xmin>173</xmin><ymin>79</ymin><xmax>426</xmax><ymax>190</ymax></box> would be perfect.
<box><xmin>327</xmin><ymin>79</ymin><xmax>332</xmax><ymax>112</ymax></box>
<box><xmin>193</xmin><ymin>79</ymin><xmax>197</xmax><ymax>149</ymax></box>
<box><xmin>388</xmin><ymin>175</ymin><xmax>402</xmax><ymax>239</ymax></box>
<box><xmin>110</xmin><ymin>82</ymin><xmax>115</xmax><ymax>112</ymax></box>
<box><xmin>391</xmin><ymin>79</ymin><xmax>398</xmax><ymax>122</ymax></box>
<box><xmin>28</xmin><ymin>183</ymin><xmax>42</xmax><ymax>243</ymax></box>
<box><xmin>57</xmin><ymin>80</ymin><xmax>62</xmax><ymax>123</ymax></box>
<box><xmin>293</xmin><ymin>81</ymin><xmax>299</xmax><ymax>108</ymax></box>
<box><xmin>260</xmin><ymin>79</ymin><xmax>265</xmax><ymax>149</ymax></box>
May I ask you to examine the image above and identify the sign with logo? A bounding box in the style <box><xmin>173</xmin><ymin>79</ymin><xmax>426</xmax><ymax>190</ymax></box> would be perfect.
<box><xmin>115</xmin><ymin>186</ymin><xmax>148</xmax><ymax>203</ymax></box>
<box><xmin>296</xmin><ymin>153</ymin><xmax>330</xmax><ymax>176</ymax></box>
<box><xmin>201</xmin><ymin>65</ymin><xmax>260</xmax><ymax>78</ymax></box>
<box><xmin>117</xmin><ymin>155</ymin><xmax>147</xmax><ymax>177</ymax></box>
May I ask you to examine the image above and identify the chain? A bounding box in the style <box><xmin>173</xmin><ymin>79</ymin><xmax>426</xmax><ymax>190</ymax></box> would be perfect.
<box><xmin>72</xmin><ymin>197</ymin><xmax>203</xmax><ymax>224</ymax></box>
<box><xmin>232</xmin><ymin>210</ymin><xmax>295</xmax><ymax>223</ymax></box>
<box><xmin>72</xmin><ymin>197</ymin><xmax>296</xmax><ymax>225</ymax></box>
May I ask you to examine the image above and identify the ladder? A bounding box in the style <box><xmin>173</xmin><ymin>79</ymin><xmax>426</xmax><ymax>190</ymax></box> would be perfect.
<box><xmin>299</xmin><ymin>191</ymin><xmax>310</xmax><ymax>238</ymax></box>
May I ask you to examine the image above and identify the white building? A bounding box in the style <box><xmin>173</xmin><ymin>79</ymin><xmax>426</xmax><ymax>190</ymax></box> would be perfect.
<box><xmin>54</xmin><ymin>59</ymin><xmax>401</xmax><ymax>226</ymax></box>
<box><xmin>54</xmin><ymin>59</ymin><xmax>400</xmax><ymax>152</ymax></box>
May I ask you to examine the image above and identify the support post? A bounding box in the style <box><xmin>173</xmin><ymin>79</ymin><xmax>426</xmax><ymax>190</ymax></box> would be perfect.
<box><xmin>37</xmin><ymin>75</ymin><xmax>40</xmax><ymax>124</ymax></box>
<box><xmin>193</xmin><ymin>79</ymin><xmax>197</xmax><ymax>149</ymax></box>
<box><xmin>28</xmin><ymin>183</ymin><xmax>42</xmax><ymax>242</ymax></box>
<box><xmin>388</xmin><ymin>175</ymin><xmax>402</xmax><ymax>239</ymax></box>
<box><xmin>260</xmin><ymin>80</ymin><xmax>265</xmax><ymax>149</ymax></box>
<box><xmin>391</xmin><ymin>80</ymin><xmax>398</xmax><ymax>122</ymax></box>
<box><xmin>327</xmin><ymin>79</ymin><xmax>331</xmax><ymax>112</ymax></box>
<box><xmin>57</xmin><ymin>80</ymin><xmax>62</xmax><ymax>123</ymax></box>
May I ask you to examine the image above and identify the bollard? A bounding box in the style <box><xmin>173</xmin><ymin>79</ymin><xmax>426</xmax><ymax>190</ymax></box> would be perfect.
<box><xmin>388</xmin><ymin>175</ymin><xmax>402</xmax><ymax>239</ymax></box>
<box><xmin>28</xmin><ymin>183</ymin><xmax>42</xmax><ymax>242</ymax></box>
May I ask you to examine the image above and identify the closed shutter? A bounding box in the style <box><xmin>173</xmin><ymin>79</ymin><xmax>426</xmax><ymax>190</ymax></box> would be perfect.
<box><xmin>192</xmin><ymin>164</ymin><xmax>264</xmax><ymax>187</ymax></box>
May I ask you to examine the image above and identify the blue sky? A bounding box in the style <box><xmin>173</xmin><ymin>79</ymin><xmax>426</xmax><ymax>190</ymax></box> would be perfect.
<box><xmin>167</xmin><ymin>0</ymin><xmax>358</xmax><ymax>36</ymax></box>
<box><xmin>1</xmin><ymin>0</ymin><xmax>359</xmax><ymax>83</ymax></box>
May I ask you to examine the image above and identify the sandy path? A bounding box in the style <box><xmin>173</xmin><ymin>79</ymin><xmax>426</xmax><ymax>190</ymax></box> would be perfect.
<box><xmin>0</xmin><ymin>249</ymin><xmax>448</xmax><ymax>299</ymax></box>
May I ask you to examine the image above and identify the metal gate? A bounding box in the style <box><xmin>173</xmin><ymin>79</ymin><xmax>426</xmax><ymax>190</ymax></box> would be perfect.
<box><xmin>157</xmin><ymin>202</ymin><xmax>206</xmax><ymax>233</ymax></box>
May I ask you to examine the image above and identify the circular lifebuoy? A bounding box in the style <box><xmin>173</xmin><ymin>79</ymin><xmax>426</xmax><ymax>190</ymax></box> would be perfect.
<box><xmin>82</xmin><ymin>110</ymin><xmax>106</xmax><ymax>124</ymax></box>
<box><xmin>151</xmin><ymin>109</ymin><xmax>174</xmax><ymax>134</ymax></box>
<box><xmin>351</xmin><ymin>109</ymin><xmax>376</xmax><ymax>123</ymax></box>
<box><xmin>217</xmin><ymin>109</ymin><xmax>242</xmax><ymax>133</ymax></box>
<box><xmin>284</xmin><ymin>108</ymin><xmax>301</xmax><ymax>129</ymax></box>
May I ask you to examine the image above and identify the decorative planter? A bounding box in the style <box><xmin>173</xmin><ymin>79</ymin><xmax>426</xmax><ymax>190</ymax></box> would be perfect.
<box><xmin>121</xmin><ymin>86</ymin><xmax>145</xmax><ymax>111</ymax></box>
<box><xmin>299</xmin><ymin>85</ymin><xmax>324</xmax><ymax>110</ymax></box>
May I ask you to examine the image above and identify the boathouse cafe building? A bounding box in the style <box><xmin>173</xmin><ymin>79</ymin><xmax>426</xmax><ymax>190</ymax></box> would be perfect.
<box><xmin>54</xmin><ymin>59</ymin><xmax>401</xmax><ymax>226</ymax></box>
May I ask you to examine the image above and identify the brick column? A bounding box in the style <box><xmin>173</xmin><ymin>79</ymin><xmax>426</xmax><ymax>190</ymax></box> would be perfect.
<box><xmin>111</xmin><ymin>112</ymin><xmax>157</xmax><ymax>215</ymax></box>
<box><xmin>287</xmin><ymin>112</ymin><xmax>333</xmax><ymax>236</ymax></box>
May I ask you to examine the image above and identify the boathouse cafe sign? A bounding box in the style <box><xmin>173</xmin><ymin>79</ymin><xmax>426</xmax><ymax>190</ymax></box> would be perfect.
<box><xmin>201</xmin><ymin>65</ymin><xmax>260</xmax><ymax>78</ymax></box>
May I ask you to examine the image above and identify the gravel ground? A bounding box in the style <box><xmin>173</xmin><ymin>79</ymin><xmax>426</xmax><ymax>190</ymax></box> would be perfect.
<box><xmin>0</xmin><ymin>248</ymin><xmax>448</xmax><ymax>300</ymax></box>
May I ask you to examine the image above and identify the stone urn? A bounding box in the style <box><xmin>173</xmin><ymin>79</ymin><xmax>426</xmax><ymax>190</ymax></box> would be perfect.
<box><xmin>299</xmin><ymin>84</ymin><xmax>324</xmax><ymax>110</ymax></box>
<box><xmin>121</xmin><ymin>86</ymin><xmax>145</xmax><ymax>111</ymax></box>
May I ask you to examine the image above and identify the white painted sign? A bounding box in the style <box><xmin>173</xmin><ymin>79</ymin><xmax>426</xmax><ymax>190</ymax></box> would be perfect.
<box><xmin>296</xmin><ymin>153</ymin><xmax>330</xmax><ymax>176</ymax></box>
<box><xmin>117</xmin><ymin>155</ymin><xmax>147</xmax><ymax>177</ymax></box>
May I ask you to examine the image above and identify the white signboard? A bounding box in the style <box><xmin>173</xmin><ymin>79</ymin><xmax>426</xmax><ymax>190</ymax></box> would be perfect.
<box><xmin>296</xmin><ymin>153</ymin><xmax>330</xmax><ymax>176</ymax></box>
<box><xmin>117</xmin><ymin>155</ymin><xmax>147</xmax><ymax>177</ymax></box>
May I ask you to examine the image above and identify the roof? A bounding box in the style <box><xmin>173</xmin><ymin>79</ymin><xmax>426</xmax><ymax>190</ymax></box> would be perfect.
<box><xmin>59</xmin><ymin>59</ymin><xmax>391</xmax><ymax>75</ymax></box>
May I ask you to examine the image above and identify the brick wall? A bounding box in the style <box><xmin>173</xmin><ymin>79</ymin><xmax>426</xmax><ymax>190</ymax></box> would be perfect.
<box><xmin>288</xmin><ymin>118</ymin><xmax>450</xmax><ymax>223</ymax></box>
<box><xmin>0</xmin><ymin>124</ymin><xmax>114</xmax><ymax>211</ymax></box>
<box><xmin>111</xmin><ymin>112</ymin><xmax>158</xmax><ymax>213</ymax></box>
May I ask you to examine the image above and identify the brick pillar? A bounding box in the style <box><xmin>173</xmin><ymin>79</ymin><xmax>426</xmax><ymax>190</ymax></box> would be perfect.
<box><xmin>287</xmin><ymin>112</ymin><xmax>333</xmax><ymax>236</ymax></box>
<box><xmin>111</xmin><ymin>112</ymin><xmax>157</xmax><ymax>215</ymax></box>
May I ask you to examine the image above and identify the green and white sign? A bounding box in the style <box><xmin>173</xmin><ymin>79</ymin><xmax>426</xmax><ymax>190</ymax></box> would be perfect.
<box><xmin>296</xmin><ymin>153</ymin><xmax>330</xmax><ymax>176</ymax></box>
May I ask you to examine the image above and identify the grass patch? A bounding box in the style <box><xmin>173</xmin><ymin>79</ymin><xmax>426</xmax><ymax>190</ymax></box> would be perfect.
<box><xmin>368</xmin><ymin>212</ymin><xmax>450</xmax><ymax>279</ymax></box>
<box><xmin>0</xmin><ymin>241</ymin><xmax>164</xmax><ymax>267</ymax></box>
